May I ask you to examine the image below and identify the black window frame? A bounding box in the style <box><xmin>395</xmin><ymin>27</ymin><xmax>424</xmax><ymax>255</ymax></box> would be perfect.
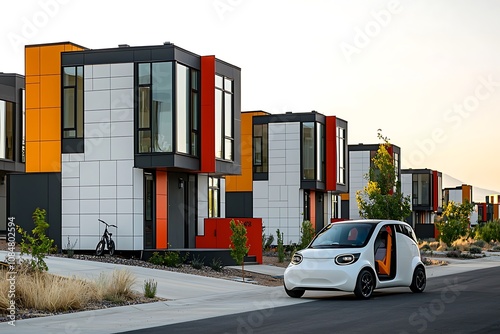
<box><xmin>62</xmin><ymin>66</ymin><xmax>84</xmax><ymax>139</ymax></box>
<box><xmin>0</xmin><ymin>100</ymin><xmax>15</xmax><ymax>160</ymax></box>
<box><xmin>215</xmin><ymin>74</ymin><xmax>233</xmax><ymax>161</ymax></box>
<box><xmin>208</xmin><ymin>176</ymin><xmax>220</xmax><ymax>218</ymax></box>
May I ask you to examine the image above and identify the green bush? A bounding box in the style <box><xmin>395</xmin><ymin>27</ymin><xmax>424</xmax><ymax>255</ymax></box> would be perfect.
<box><xmin>299</xmin><ymin>220</ymin><xmax>315</xmax><ymax>250</ymax></box>
<box><xmin>210</xmin><ymin>257</ymin><xmax>224</xmax><ymax>272</ymax></box>
<box><xmin>164</xmin><ymin>251</ymin><xmax>185</xmax><ymax>268</ymax></box>
<box><xmin>476</xmin><ymin>220</ymin><xmax>500</xmax><ymax>243</ymax></box>
<box><xmin>143</xmin><ymin>279</ymin><xmax>158</xmax><ymax>298</ymax></box>
<box><xmin>469</xmin><ymin>245</ymin><xmax>482</xmax><ymax>254</ymax></box>
<box><xmin>16</xmin><ymin>208</ymin><xmax>56</xmax><ymax>272</ymax></box>
<box><xmin>472</xmin><ymin>239</ymin><xmax>486</xmax><ymax>248</ymax></box>
<box><xmin>148</xmin><ymin>252</ymin><xmax>164</xmax><ymax>265</ymax></box>
<box><xmin>190</xmin><ymin>254</ymin><xmax>205</xmax><ymax>269</ymax></box>
<box><xmin>492</xmin><ymin>245</ymin><xmax>500</xmax><ymax>252</ymax></box>
<box><xmin>420</xmin><ymin>244</ymin><xmax>432</xmax><ymax>251</ymax></box>
<box><xmin>230</xmin><ymin>219</ymin><xmax>250</xmax><ymax>281</ymax></box>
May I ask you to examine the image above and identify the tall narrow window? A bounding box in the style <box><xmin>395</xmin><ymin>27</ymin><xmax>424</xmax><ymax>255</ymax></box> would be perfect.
<box><xmin>21</xmin><ymin>88</ymin><xmax>25</xmax><ymax>162</ymax></box>
<box><xmin>0</xmin><ymin>100</ymin><xmax>15</xmax><ymax>160</ymax></box>
<box><xmin>317</xmin><ymin>123</ymin><xmax>325</xmax><ymax>182</ymax></box>
<box><xmin>176</xmin><ymin>64</ymin><xmax>199</xmax><ymax>156</ymax></box>
<box><xmin>332</xmin><ymin>194</ymin><xmax>339</xmax><ymax>219</ymax></box>
<box><xmin>190</xmin><ymin>70</ymin><xmax>199</xmax><ymax>156</ymax></box>
<box><xmin>62</xmin><ymin>66</ymin><xmax>83</xmax><ymax>139</ymax></box>
<box><xmin>253</xmin><ymin>124</ymin><xmax>268</xmax><ymax>173</ymax></box>
<box><xmin>337</xmin><ymin>126</ymin><xmax>345</xmax><ymax>185</ymax></box>
<box><xmin>302</xmin><ymin>122</ymin><xmax>315</xmax><ymax>180</ymax></box>
<box><xmin>208</xmin><ymin>177</ymin><xmax>220</xmax><ymax>218</ymax></box>
<box><xmin>215</xmin><ymin>75</ymin><xmax>233</xmax><ymax>160</ymax></box>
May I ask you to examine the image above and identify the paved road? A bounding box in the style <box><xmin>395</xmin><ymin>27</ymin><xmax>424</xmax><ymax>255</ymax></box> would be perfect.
<box><xmin>122</xmin><ymin>266</ymin><xmax>500</xmax><ymax>334</ymax></box>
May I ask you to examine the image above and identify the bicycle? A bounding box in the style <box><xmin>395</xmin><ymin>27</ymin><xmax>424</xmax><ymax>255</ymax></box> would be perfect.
<box><xmin>95</xmin><ymin>219</ymin><xmax>117</xmax><ymax>256</ymax></box>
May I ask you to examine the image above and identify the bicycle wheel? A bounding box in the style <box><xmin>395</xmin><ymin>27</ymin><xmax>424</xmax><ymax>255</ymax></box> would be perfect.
<box><xmin>95</xmin><ymin>240</ymin><xmax>105</xmax><ymax>256</ymax></box>
<box><xmin>109</xmin><ymin>240</ymin><xmax>115</xmax><ymax>256</ymax></box>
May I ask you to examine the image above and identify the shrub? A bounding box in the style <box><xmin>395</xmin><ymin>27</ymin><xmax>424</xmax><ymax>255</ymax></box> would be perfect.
<box><xmin>16</xmin><ymin>208</ymin><xmax>57</xmax><ymax>272</ymax></box>
<box><xmin>190</xmin><ymin>254</ymin><xmax>205</xmax><ymax>269</ymax></box>
<box><xmin>230</xmin><ymin>219</ymin><xmax>250</xmax><ymax>281</ymax></box>
<box><xmin>263</xmin><ymin>234</ymin><xmax>274</xmax><ymax>251</ymax></box>
<box><xmin>276</xmin><ymin>229</ymin><xmax>285</xmax><ymax>263</ymax></box>
<box><xmin>299</xmin><ymin>220</ymin><xmax>315</xmax><ymax>250</ymax></box>
<box><xmin>163</xmin><ymin>251</ymin><xmax>184</xmax><ymax>268</ymax></box>
<box><xmin>472</xmin><ymin>239</ymin><xmax>486</xmax><ymax>248</ymax></box>
<box><xmin>210</xmin><ymin>257</ymin><xmax>224</xmax><ymax>272</ymax></box>
<box><xmin>476</xmin><ymin>220</ymin><xmax>500</xmax><ymax>243</ymax></box>
<box><xmin>148</xmin><ymin>252</ymin><xmax>164</xmax><ymax>265</ymax></box>
<box><xmin>492</xmin><ymin>245</ymin><xmax>500</xmax><ymax>252</ymax></box>
<box><xmin>446</xmin><ymin>250</ymin><xmax>461</xmax><ymax>258</ymax></box>
<box><xmin>143</xmin><ymin>279</ymin><xmax>157</xmax><ymax>298</ymax></box>
<box><xmin>469</xmin><ymin>245</ymin><xmax>482</xmax><ymax>254</ymax></box>
<box><xmin>420</xmin><ymin>244</ymin><xmax>432</xmax><ymax>252</ymax></box>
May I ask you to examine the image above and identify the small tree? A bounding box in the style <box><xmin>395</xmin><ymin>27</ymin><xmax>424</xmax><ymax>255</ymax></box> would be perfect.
<box><xmin>299</xmin><ymin>220</ymin><xmax>315</xmax><ymax>250</ymax></box>
<box><xmin>476</xmin><ymin>220</ymin><xmax>500</xmax><ymax>243</ymax></box>
<box><xmin>276</xmin><ymin>229</ymin><xmax>285</xmax><ymax>263</ymax></box>
<box><xmin>436</xmin><ymin>200</ymin><xmax>474</xmax><ymax>246</ymax></box>
<box><xmin>16</xmin><ymin>208</ymin><xmax>56</xmax><ymax>271</ymax></box>
<box><xmin>230</xmin><ymin>219</ymin><xmax>250</xmax><ymax>281</ymax></box>
<box><xmin>356</xmin><ymin>132</ymin><xmax>411</xmax><ymax>221</ymax></box>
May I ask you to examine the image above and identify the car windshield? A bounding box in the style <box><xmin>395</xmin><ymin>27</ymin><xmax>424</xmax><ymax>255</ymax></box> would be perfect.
<box><xmin>310</xmin><ymin>223</ymin><xmax>376</xmax><ymax>248</ymax></box>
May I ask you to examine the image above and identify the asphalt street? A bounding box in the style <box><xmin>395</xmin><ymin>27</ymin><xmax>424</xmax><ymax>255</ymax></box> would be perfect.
<box><xmin>123</xmin><ymin>266</ymin><xmax>500</xmax><ymax>334</ymax></box>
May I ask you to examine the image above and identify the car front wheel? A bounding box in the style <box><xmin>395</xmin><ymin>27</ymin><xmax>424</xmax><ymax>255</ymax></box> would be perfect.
<box><xmin>284</xmin><ymin>284</ymin><xmax>305</xmax><ymax>298</ymax></box>
<box><xmin>354</xmin><ymin>269</ymin><xmax>375</xmax><ymax>299</ymax></box>
<box><xmin>410</xmin><ymin>266</ymin><xmax>426</xmax><ymax>293</ymax></box>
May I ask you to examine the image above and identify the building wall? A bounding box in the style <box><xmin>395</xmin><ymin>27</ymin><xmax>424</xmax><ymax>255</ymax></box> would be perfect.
<box><xmin>349</xmin><ymin>150</ymin><xmax>370</xmax><ymax>219</ymax></box>
<box><xmin>253</xmin><ymin>122</ymin><xmax>302</xmax><ymax>244</ymax></box>
<box><xmin>61</xmin><ymin>62</ymin><xmax>143</xmax><ymax>250</ymax></box>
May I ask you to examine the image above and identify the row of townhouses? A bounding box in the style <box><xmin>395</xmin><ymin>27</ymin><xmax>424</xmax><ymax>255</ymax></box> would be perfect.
<box><xmin>1</xmin><ymin>42</ymin><xmax>499</xmax><ymax>262</ymax></box>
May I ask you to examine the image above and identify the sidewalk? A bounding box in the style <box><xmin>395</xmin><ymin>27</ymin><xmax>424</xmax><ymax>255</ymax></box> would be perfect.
<box><xmin>2</xmin><ymin>251</ymin><xmax>500</xmax><ymax>334</ymax></box>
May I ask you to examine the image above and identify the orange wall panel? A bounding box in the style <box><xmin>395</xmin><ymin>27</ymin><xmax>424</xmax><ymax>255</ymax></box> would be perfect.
<box><xmin>40</xmin><ymin>75</ymin><xmax>61</xmax><ymax>108</ymax></box>
<box><xmin>26</xmin><ymin>109</ymin><xmax>40</xmax><ymax>142</ymax></box>
<box><xmin>25</xmin><ymin>47</ymin><xmax>40</xmax><ymax>76</ymax></box>
<box><xmin>310</xmin><ymin>191</ymin><xmax>316</xmax><ymax>229</ymax></box>
<box><xmin>340</xmin><ymin>193</ymin><xmax>349</xmax><ymax>201</ymax></box>
<box><xmin>40</xmin><ymin>108</ymin><xmax>61</xmax><ymax>141</ymax></box>
<box><xmin>25</xmin><ymin>142</ymin><xmax>40</xmax><ymax>172</ymax></box>
<box><xmin>25</xmin><ymin>83</ymin><xmax>40</xmax><ymax>109</ymax></box>
<box><xmin>40</xmin><ymin>44</ymin><xmax>65</xmax><ymax>75</ymax></box>
<box><xmin>156</xmin><ymin>171</ymin><xmax>168</xmax><ymax>249</ymax></box>
<box><xmin>40</xmin><ymin>141</ymin><xmax>61</xmax><ymax>172</ymax></box>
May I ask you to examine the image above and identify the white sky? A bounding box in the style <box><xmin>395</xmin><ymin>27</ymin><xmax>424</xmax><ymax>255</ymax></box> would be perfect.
<box><xmin>1</xmin><ymin>0</ymin><xmax>499</xmax><ymax>193</ymax></box>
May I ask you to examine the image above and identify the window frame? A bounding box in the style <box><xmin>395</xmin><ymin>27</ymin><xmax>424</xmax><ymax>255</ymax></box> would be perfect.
<box><xmin>62</xmin><ymin>66</ymin><xmax>84</xmax><ymax>139</ymax></box>
<box><xmin>215</xmin><ymin>74</ymin><xmax>233</xmax><ymax>161</ymax></box>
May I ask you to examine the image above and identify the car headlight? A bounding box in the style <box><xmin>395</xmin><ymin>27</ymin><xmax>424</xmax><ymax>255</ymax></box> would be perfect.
<box><xmin>335</xmin><ymin>253</ymin><xmax>360</xmax><ymax>265</ymax></box>
<box><xmin>291</xmin><ymin>252</ymin><xmax>303</xmax><ymax>265</ymax></box>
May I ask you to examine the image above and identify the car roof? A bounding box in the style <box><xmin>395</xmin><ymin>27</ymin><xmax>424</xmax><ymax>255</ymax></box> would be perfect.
<box><xmin>331</xmin><ymin>219</ymin><xmax>410</xmax><ymax>226</ymax></box>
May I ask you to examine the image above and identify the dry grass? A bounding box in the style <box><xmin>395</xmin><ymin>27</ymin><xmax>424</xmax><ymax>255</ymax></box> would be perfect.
<box><xmin>1</xmin><ymin>267</ymin><xmax>137</xmax><ymax>314</ymax></box>
<box><xmin>96</xmin><ymin>269</ymin><xmax>136</xmax><ymax>302</ymax></box>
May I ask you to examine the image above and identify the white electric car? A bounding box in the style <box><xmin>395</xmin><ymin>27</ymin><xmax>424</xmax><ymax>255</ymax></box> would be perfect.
<box><xmin>284</xmin><ymin>220</ymin><xmax>426</xmax><ymax>299</ymax></box>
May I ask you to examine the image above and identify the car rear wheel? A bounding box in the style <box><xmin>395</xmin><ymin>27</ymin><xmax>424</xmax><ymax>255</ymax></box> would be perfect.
<box><xmin>354</xmin><ymin>269</ymin><xmax>374</xmax><ymax>299</ymax></box>
<box><xmin>410</xmin><ymin>266</ymin><xmax>426</xmax><ymax>293</ymax></box>
<box><xmin>284</xmin><ymin>284</ymin><xmax>305</xmax><ymax>298</ymax></box>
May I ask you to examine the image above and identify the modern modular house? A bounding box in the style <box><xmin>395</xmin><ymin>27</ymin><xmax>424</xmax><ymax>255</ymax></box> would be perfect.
<box><xmin>442</xmin><ymin>184</ymin><xmax>478</xmax><ymax>226</ymax></box>
<box><xmin>401</xmin><ymin>169</ymin><xmax>443</xmax><ymax>238</ymax></box>
<box><xmin>347</xmin><ymin>143</ymin><xmax>401</xmax><ymax>220</ymax></box>
<box><xmin>9</xmin><ymin>41</ymin><xmax>241</xmax><ymax>252</ymax></box>
<box><xmin>225</xmin><ymin>111</ymin><xmax>348</xmax><ymax>244</ymax></box>
<box><xmin>0</xmin><ymin>73</ymin><xmax>25</xmax><ymax>233</ymax></box>
<box><xmin>477</xmin><ymin>194</ymin><xmax>500</xmax><ymax>223</ymax></box>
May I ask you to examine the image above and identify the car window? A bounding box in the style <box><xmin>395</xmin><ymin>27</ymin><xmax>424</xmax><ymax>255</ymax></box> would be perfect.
<box><xmin>311</xmin><ymin>223</ymin><xmax>375</xmax><ymax>248</ymax></box>
<box><xmin>395</xmin><ymin>224</ymin><xmax>418</xmax><ymax>243</ymax></box>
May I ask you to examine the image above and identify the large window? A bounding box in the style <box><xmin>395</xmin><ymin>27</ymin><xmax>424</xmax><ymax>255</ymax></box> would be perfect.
<box><xmin>62</xmin><ymin>66</ymin><xmax>84</xmax><ymax>139</ymax></box>
<box><xmin>337</xmin><ymin>127</ymin><xmax>345</xmax><ymax>185</ymax></box>
<box><xmin>253</xmin><ymin>124</ymin><xmax>268</xmax><ymax>173</ymax></box>
<box><xmin>215</xmin><ymin>75</ymin><xmax>233</xmax><ymax>161</ymax></box>
<box><xmin>302</xmin><ymin>122</ymin><xmax>325</xmax><ymax>181</ymax></box>
<box><xmin>176</xmin><ymin>63</ymin><xmax>199</xmax><ymax>155</ymax></box>
<box><xmin>208</xmin><ymin>177</ymin><xmax>220</xmax><ymax>218</ymax></box>
<box><xmin>137</xmin><ymin>62</ymin><xmax>199</xmax><ymax>155</ymax></box>
<box><xmin>0</xmin><ymin>100</ymin><xmax>14</xmax><ymax>160</ymax></box>
<box><xmin>412</xmin><ymin>173</ymin><xmax>430</xmax><ymax>206</ymax></box>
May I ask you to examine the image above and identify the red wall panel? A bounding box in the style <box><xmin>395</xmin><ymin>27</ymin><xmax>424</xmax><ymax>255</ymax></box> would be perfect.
<box><xmin>325</xmin><ymin>116</ymin><xmax>337</xmax><ymax>191</ymax></box>
<box><xmin>200</xmin><ymin>56</ymin><xmax>216</xmax><ymax>173</ymax></box>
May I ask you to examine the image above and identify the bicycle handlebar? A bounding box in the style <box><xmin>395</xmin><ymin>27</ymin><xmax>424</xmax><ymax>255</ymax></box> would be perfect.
<box><xmin>98</xmin><ymin>219</ymin><xmax>117</xmax><ymax>228</ymax></box>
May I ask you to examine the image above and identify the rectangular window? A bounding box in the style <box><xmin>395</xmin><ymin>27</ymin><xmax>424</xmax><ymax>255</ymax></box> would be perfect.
<box><xmin>253</xmin><ymin>124</ymin><xmax>268</xmax><ymax>173</ymax></box>
<box><xmin>316</xmin><ymin>123</ymin><xmax>325</xmax><ymax>182</ymax></box>
<box><xmin>175</xmin><ymin>64</ymin><xmax>200</xmax><ymax>156</ymax></box>
<box><xmin>302</xmin><ymin>122</ymin><xmax>315</xmax><ymax>180</ymax></box>
<box><xmin>332</xmin><ymin>194</ymin><xmax>339</xmax><ymax>219</ymax></box>
<box><xmin>62</xmin><ymin>66</ymin><xmax>83</xmax><ymax>139</ymax></box>
<box><xmin>337</xmin><ymin>127</ymin><xmax>345</xmax><ymax>185</ymax></box>
<box><xmin>0</xmin><ymin>100</ymin><xmax>15</xmax><ymax>160</ymax></box>
<box><xmin>208</xmin><ymin>177</ymin><xmax>220</xmax><ymax>218</ymax></box>
<box><xmin>21</xmin><ymin>88</ymin><xmax>25</xmax><ymax>162</ymax></box>
<box><xmin>412</xmin><ymin>173</ymin><xmax>431</xmax><ymax>206</ymax></box>
<box><xmin>215</xmin><ymin>74</ymin><xmax>233</xmax><ymax>161</ymax></box>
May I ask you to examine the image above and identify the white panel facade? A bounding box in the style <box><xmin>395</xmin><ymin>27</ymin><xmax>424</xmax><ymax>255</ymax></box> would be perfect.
<box><xmin>401</xmin><ymin>173</ymin><xmax>413</xmax><ymax>210</ymax></box>
<box><xmin>253</xmin><ymin>122</ymin><xmax>302</xmax><ymax>244</ymax></box>
<box><xmin>197</xmin><ymin>175</ymin><xmax>208</xmax><ymax>235</ymax></box>
<box><xmin>61</xmin><ymin>63</ymin><xmax>142</xmax><ymax>250</ymax></box>
<box><xmin>349</xmin><ymin>150</ymin><xmax>370</xmax><ymax>219</ymax></box>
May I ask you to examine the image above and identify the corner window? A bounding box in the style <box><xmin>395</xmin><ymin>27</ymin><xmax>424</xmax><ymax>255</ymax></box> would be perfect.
<box><xmin>176</xmin><ymin>63</ymin><xmax>199</xmax><ymax>155</ymax></box>
<box><xmin>62</xmin><ymin>66</ymin><xmax>84</xmax><ymax>139</ymax></box>
<box><xmin>215</xmin><ymin>75</ymin><xmax>233</xmax><ymax>161</ymax></box>
<box><xmin>0</xmin><ymin>100</ymin><xmax>15</xmax><ymax>160</ymax></box>
<box><xmin>208</xmin><ymin>177</ymin><xmax>220</xmax><ymax>218</ymax></box>
<box><xmin>253</xmin><ymin>124</ymin><xmax>268</xmax><ymax>173</ymax></box>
